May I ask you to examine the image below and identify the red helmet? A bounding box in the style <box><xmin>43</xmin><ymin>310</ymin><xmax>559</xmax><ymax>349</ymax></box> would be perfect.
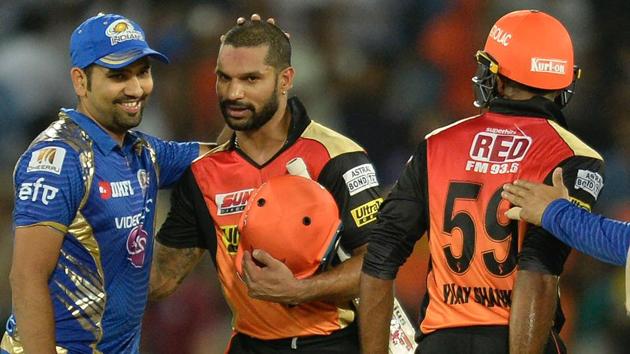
<box><xmin>235</xmin><ymin>175</ymin><xmax>342</xmax><ymax>279</ymax></box>
<box><xmin>484</xmin><ymin>10</ymin><xmax>574</xmax><ymax>89</ymax></box>
<box><xmin>473</xmin><ymin>10</ymin><xmax>580</xmax><ymax>108</ymax></box>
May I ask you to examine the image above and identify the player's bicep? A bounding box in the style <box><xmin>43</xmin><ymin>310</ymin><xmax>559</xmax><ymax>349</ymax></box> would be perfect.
<box><xmin>318</xmin><ymin>152</ymin><xmax>383</xmax><ymax>251</ymax></box>
<box><xmin>12</xmin><ymin>226</ymin><xmax>65</xmax><ymax>280</ymax></box>
<box><xmin>559</xmin><ymin>156</ymin><xmax>605</xmax><ymax>210</ymax></box>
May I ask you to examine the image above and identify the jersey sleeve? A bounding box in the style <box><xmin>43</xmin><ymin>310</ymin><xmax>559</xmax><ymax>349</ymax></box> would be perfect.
<box><xmin>519</xmin><ymin>156</ymin><xmax>605</xmax><ymax>275</ymax></box>
<box><xmin>542</xmin><ymin>199</ymin><xmax>629</xmax><ymax>266</ymax></box>
<box><xmin>13</xmin><ymin>142</ymin><xmax>84</xmax><ymax>233</ymax></box>
<box><xmin>156</xmin><ymin>167</ymin><xmax>215</xmax><ymax>249</ymax></box>
<box><xmin>139</xmin><ymin>133</ymin><xmax>199</xmax><ymax>188</ymax></box>
<box><xmin>362</xmin><ymin>141</ymin><xmax>429</xmax><ymax>280</ymax></box>
<box><xmin>317</xmin><ymin>151</ymin><xmax>383</xmax><ymax>252</ymax></box>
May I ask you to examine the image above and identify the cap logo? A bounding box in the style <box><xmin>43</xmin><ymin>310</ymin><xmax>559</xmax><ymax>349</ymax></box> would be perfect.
<box><xmin>105</xmin><ymin>19</ymin><xmax>144</xmax><ymax>45</ymax></box>
<box><xmin>530</xmin><ymin>57</ymin><xmax>566</xmax><ymax>75</ymax></box>
<box><xmin>489</xmin><ymin>25</ymin><xmax>511</xmax><ymax>46</ymax></box>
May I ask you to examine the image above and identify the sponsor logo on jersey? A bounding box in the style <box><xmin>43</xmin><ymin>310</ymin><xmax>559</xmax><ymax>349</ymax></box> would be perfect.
<box><xmin>531</xmin><ymin>57</ymin><xmax>566</xmax><ymax>75</ymax></box>
<box><xmin>98</xmin><ymin>180</ymin><xmax>135</xmax><ymax>199</ymax></box>
<box><xmin>466</xmin><ymin>128</ymin><xmax>532</xmax><ymax>175</ymax></box>
<box><xmin>220</xmin><ymin>225</ymin><xmax>240</xmax><ymax>254</ymax></box>
<box><xmin>106</xmin><ymin>19</ymin><xmax>144</xmax><ymax>46</ymax></box>
<box><xmin>18</xmin><ymin>178</ymin><xmax>59</xmax><ymax>205</ymax></box>
<box><xmin>126</xmin><ymin>225</ymin><xmax>148</xmax><ymax>268</ymax></box>
<box><xmin>488</xmin><ymin>25</ymin><xmax>511</xmax><ymax>46</ymax></box>
<box><xmin>351</xmin><ymin>198</ymin><xmax>383</xmax><ymax>227</ymax></box>
<box><xmin>137</xmin><ymin>169</ymin><xmax>149</xmax><ymax>195</ymax></box>
<box><xmin>116</xmin><ymin>212</ymin><xmax>143</xmax><ymax>229</ymax></box>
<box><xmin>575</xmin><ymin>169</ymin><xmax>603</xmax><ymax>199</ymax></box>
<box><xmin>27</xmin><ymin>147</ymin><xmax>66</xmax><ymax>175</ymax></box>
<box><xmin>216</xmin><ymin>188</ymin><xmax>254</xmax><ymax>215</ymax></box>
<box><xmin>343</xmin><ymin>164</ymin><xmax>379</xmax><ymax>196</ymax></box>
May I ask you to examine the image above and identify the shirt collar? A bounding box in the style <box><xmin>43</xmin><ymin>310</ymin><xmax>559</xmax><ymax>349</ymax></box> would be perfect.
<box><xmin>61</xmin><ymin>108</ymin><xmax>137</xmax><ymax>155</ymax></box>
<box><xmin>488</xmin><ymin>96</ymin><xmax>568</xmax><ymax>128</ymax></box>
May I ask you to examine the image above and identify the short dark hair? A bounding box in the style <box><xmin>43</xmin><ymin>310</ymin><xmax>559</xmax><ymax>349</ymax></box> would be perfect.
<box><xmin>222</xmin><ymin>21</ymin><xmax>291</xmax><ymax>71</ymax></box>
<box><xmin>84</xmin><ymin>64</ymin><xmax>95</xmax><ymax>91</ymax></box>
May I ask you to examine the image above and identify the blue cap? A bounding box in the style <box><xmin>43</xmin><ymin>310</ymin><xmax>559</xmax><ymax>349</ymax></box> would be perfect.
<box><xmin>70</xmin><ymin>13</ymin><xmax>169</xmax><ymax>69</ymax></box>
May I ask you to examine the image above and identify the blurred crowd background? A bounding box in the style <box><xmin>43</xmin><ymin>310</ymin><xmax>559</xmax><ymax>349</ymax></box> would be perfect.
<box><xmin>0</xmin><ymin>0</ymin><xmax>628</xmax><ymax>353</ymax></box>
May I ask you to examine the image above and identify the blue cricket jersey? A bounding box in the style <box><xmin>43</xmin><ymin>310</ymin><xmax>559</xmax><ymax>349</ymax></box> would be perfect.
<box><xmin>543</xmin><ymin>199</ymin><xmax>630</xmax><ymax>266</ymax></box>
<box><xmin>2</xmin><ymin>109</ymin><xmax>198</xmax><ymax>353</ymax></box>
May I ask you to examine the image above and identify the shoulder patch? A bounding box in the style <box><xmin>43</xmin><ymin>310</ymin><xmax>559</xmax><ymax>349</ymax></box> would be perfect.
<box><xmin>574</xmin><ymin>169</ymin><xmax>603</xmax><ymax>199</ymax></box>
<box><xmin>27</xmin><ymin>146</ymin><xmax>66</xmax><ymax>175</ymax></box>
<box><xmin>301</xmin><ymin>121</ymin><xmax>363</xmax><ymax>158</ymax></box>
<box><xmin>343</xmin><ymin>163</ymin><xmax>379</xmax><ymax>196</ymax></box>
<box><xmin>547</xmin><ymin>121</ymin><xmax>603</xmax><ymax>160</ymax></box>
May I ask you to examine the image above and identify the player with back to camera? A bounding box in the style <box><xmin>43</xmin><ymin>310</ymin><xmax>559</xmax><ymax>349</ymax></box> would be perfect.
<box><xmin>359</xmin><ymin>9</ymin><xmax>605</xmax><ymax>354</ymax></box>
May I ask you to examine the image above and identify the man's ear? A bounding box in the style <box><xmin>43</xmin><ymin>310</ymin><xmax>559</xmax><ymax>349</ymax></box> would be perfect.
<box><xmin>71</xmin><ymin>67</ymin><xmax>88</xmax><ymax>97</ymax></box>
<box><xmin>279</xmin><ymin>66</ymin><xmax>294</xmax><ymax>94</ymax></box>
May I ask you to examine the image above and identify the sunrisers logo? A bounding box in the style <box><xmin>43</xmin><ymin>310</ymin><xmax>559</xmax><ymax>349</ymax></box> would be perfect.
<box><xmin>215</xmin><ymin>188</ymin><xmax>254</xmax><ymax>216</ymax></box>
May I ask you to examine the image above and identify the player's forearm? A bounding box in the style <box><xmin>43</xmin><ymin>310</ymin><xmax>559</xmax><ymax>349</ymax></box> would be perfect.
<box><xmin>149</xmin><ymin>244</ymin><xmax>204</xmax><ymax>300</ymax></box>
<box><xmin>359</xmin><ymin>273</ymin><xmax>393</xmax><ymax>354</ymax></box>
<box><xmin>543</xmin><ymin>199</ymin><xmax>630</xmax><ymax>266</ymax></box>
<box><xmin>291</xmin><ymin>246</ymin><xmax>366</xmax><ymax>303</ymax></box>
<box><xmin>509</xmin><ymin>269</ymin><xmax>559</xmax><ymax>354</ymax></box>
<box><xmin>10</xmin><ymin>271</ymin><xmax>57</xmax><ymax>352</ymax></box>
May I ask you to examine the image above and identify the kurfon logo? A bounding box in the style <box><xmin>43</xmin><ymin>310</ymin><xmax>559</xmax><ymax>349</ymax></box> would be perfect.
<box><xmin>126</xmin><ymin>225</ymin><xmax>148</xmax><ymax>268</ymax></box>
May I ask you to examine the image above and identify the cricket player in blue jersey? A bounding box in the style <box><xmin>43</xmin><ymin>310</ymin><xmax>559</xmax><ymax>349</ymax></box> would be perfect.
<box><xmin>1</xmin><ymin>13</ymin><xmax>207</xmax><ymax>353</ymax></box>
<box><xmin>503</xmin><ymin>167</ymin><xmax>629</xmax><ymax>266</ymax></box>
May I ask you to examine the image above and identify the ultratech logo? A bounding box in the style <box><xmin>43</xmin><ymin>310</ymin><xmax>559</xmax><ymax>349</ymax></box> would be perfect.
<box><xmin>466</xmin><ymin>128</ymin><xmax>531</xmax><ymax>175</ymax></box>
<box><xmin>351</xmin><ymin>198</ymin><xmax>383</xmax><ymax>227</ymax></box>
<box><xmin>530</xmin><ymin>58</ymin><xmax>566</xmax><ymax>75</ymax></box>
<box><xmin>220</xmin><ymin>225</ymin><xmax>239</xmax><ymax>254</ymax></box>
<box><xmin>27</xmin><ymin>147</ymin><xmax>66</xmax><ymax>175</ymax></box>
<box><xmin>216</xmin><ymin>188</ymin><xmax>254</xmax><ymax>215</ymax></box>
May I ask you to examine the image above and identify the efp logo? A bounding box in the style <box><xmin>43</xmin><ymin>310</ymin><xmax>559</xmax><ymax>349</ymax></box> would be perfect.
<box><xmin>126</xmin><ymin>225</ymin><xmax>149</xmax><ymax>268</ymax></box>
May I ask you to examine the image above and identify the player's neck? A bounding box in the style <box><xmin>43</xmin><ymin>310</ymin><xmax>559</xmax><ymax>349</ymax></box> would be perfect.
<box><xmin>76</xmin><ymin>103</ymin><xmax>126</xmax><ymax>146</ymax></box>
<box><xmin>236</xmin><ymin>106</ymin><xmax>291</xmax><ymax>165</ymax></box>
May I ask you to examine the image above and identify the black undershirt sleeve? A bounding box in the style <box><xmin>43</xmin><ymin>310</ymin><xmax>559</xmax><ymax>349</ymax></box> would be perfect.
<box><xmin>518</xmin><ymin>156</ymin><xmax>605</xmax><ymax>275</ymax></box>
<box><xmin>362</xmin><ymin>141</ymin><xmax>429</xmax><ymax>280</ymax></box>
<box><xmin>156</xmin><ymin>168</ymin><xmax>217</xmax><ymax>254</ymax></box>
<box><xmin>318</xmin><ymin>151</ymin><xmax>383</xmax><ymax>252</ymax></box>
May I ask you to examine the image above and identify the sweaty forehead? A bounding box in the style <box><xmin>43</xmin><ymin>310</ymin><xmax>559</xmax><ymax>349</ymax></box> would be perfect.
<box><xmin>217</xmin><ymin>44</ymin><xmax>273</xmax><ymax>74</ymax></box>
